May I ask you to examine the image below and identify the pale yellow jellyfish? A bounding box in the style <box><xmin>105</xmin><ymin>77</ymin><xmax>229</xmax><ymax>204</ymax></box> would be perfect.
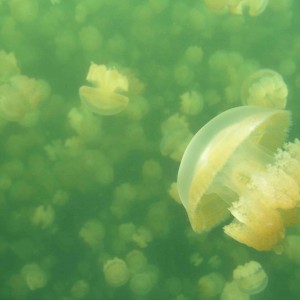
<box><xmin>21</xmin><ymin>263</ymin><xmax>48</xmax><ymax>291</ymax></box>
<box><xmin>198</xmin><ymin>272</ymin><xmax>225</xmax><ymax>298</ymax></box>
<box><xmin>221</xmin><ymin>281</ymin><xmax>250</xmax><ymax>300</ymax></box>
<box><xmin>103</xmin><ymin>257</ymin><xmax>130</xmax><ymax>288</ymax></box>
<box><xmin>0</xmin><ymin>50</ymin><xmax>20</xmax><ymax>82</ymax></box>
<box><xmin>129</xmin><ymin>267</ymin><xmax>158</xmax><ymax>296</ymax></box>
<box><xmin>229</xmin><ymin>0</ymin><xmax>269</xmax><ymax>16</ymax></box>
<box><xmin>180</xmin><ymin>90</ymin><xmax>204</xmax><ymax>116</ymax></box>
<box><xmin>160</xmin><ymin>113</ymin><xmax>193</xmax><ymax>161</ymax></box>
<box><xmin>177</xmin><ymin>106</ymin><xmax>300</xmax><ymax>250</ymax></box>
<box><xmin>79</xmin><ymin>62</ymin><xmax>129</xmax><ymax>116</ymax></box>
<box><xmin>233</xmin><ymin>261</ymin><xmax>268</xmax><ymax>295</ymax></box>
<box><xmin>204</xmin><ymin>0</ymin><xmax>229</xmax><ymax>14</ymax></box>
<box><xmin>0</xmin><ymin>75</ymin><xmax>49</xmax><ymax>125</ymax></box>
<box><xmin>79</xmin><ymin>219</ymin><xmax>105</xmax><ymax>249</ymax></box>
<box><xmin>241</xmin><ymin>69</ymin><xmax>288</xmax><ymax>109</ymax></box>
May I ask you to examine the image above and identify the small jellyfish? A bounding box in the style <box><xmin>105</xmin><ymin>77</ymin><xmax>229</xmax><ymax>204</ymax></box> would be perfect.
<box><xmin>160</xmin><ymin>113</ymin><xmax>193</xmax><ymax>161</ymax></box>
<box><xmin>221</xmin><ymin>281</ymin><xmax>250</xmax><ymax>300</ymax></box>
<box><xmin>180</xmin><ymin>90</ymin><xmax>204</xmax><ymax>116</ymax></box>
<box><xmin>233</xmin><ymin>261</ymin><xmax>268</xmax><ymax>295</ymax></box>
<box><xmin>129</xmin><ymin>267</ymin><xmax>158</xmax><ymax>296</ymax></box>
<box><xmin>21</xmin><ymin>263</ymin><xmax>48</xmax><ymax>291</ymax></box>
<box><xmin>204</xmin><ymin>0</ymin><xmax>229</xmax><ymax>14</ymax></box>
<box><xmin>79</xmin><ymin>219</ymin><xmax>105</xmax><ymax>249</ymax></box>
<box><xmin>103</xmin><ymin>257</ymin><xmax>130</xmax><ymax>288</ymax></box>
<box><xmin>79</xmin><ymin>63</ymin><xmax>129</xmax><ymax>116</ymax></box>
<box><xmin>0</xmin><ymin>50</ymin><xmax>20</xmax><ymax>82</ymax></box>
<box><xmin>0</xmin><ymin>75</ymin><xmax>49</xmax><ymax>125</ymax></box>
<box><xmin>198</xmin><ymin>272</ymin><xmax>225</xmax><ymax>298</ymax></box>
<box><xmin>229</xmin><ymin>0</ymin><xmax>269</xmax><ymax>16</ymax></box>
<box><xmin>241</xmin><ymin>69</ymin><xmax>288</xmax><ymax>109</ymax></box>
<box><xmin>177</xmin><ymin>106</ymin><xmax>300</xmax><ymax>250</ymax></box>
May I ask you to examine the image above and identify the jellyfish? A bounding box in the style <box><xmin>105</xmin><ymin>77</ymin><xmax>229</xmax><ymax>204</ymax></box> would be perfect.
<box><xmin>177</xmin><ymin>106</ymin><xmax>300</xmax><ymax>250</ymax></box>
<box><xmin>233</xmin><ymin>261</ymin><xmax>268</xmax><ymax>295</ymax></box>
<box><xmin>221</xmin><ymin>281</ymin><xmax>250</xmax><ymax>300</ymax></box>
<box><xmin>0</xmin><ymin>75</ymin><xmax>49</xmax><ymax>125</ymax></box>
<box><xmin>180</xmin><ymin>90</ymin><xmax>204</xmax><ymax>116</ymax></box>
<box><xmin>228</xmin><ymin>0</ymin><xmax>269</xmax><ymax>16</ymax></box>
<box><xmin>205</xmin><ymin>0</ymin><xmax>269</xmax><ymax>16</ymax></box>
<box><xmin>103</xmin><ymin>257</ymin><xmax>130</xmax><ymax>288</ymax></box>
<box><xmin>0</xmin><ymin>50</ymin><xmax>20</xmax><ymax>82</ymax></box>
<box><xmin>160</xmin><ymin>113</ymin><xmax>193</xmax><ymax>161</ymax></box>
<box><xmin>21</xmin><ymin>263</ymin><xmax>48</xmax><ymax>291</ymax></box>
<box><xmin>241</xmin><ymin>69</ymin><xmax>288</xmax><ymax>109</ymax></box>
<box><xmin>79</xmin><ymin>63</ymin><xmax>129</xmax><ymax>116</ymax></box>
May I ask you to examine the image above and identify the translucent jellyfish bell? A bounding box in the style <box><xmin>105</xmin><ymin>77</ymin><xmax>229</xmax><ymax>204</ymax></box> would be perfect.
<box><xmin>79</xmin><ymin>63</ymin><xmax>129</xmax><ymax>116</ymax></box>
<box><xmin>241</xmin><ymin>69</ymin><xmax>288</xmax><ymax>109</ymax></box>
<box><xmin>229</xmin><ymin>0</ymin><xmax>269</xmax><ymax>16</ymax></box>
<box><xmin>177</xmin><ymin>106</ymin><xmax>300</xmax><ymax>250</ymax></box>
<box><xmin>233</xmin><ymin>261</ymin><xmax>268</xmax><ymax>295</ymax></box>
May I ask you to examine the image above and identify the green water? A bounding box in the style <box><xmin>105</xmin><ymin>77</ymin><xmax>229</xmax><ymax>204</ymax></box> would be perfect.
<box><xmin>0</xmin><ymin>0</ymin><xmax>300</xmax><ymax>299</ymax></box>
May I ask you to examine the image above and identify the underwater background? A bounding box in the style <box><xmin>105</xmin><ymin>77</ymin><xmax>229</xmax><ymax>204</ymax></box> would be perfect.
<box><xmin>0</xmin><ymin>0</ymin><xmax>300</xmax><ymax>299</ymax></box>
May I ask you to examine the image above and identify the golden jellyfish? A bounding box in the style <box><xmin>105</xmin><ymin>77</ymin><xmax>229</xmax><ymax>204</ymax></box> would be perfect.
<box><xmin>103</xmin><ymin>257</ymin><xmax>130</xmax><ymax>288</ymax></box>
<box><xmin>0</xmin><ymin>75</ymin><xmax>49</xmax><ymax>125</ymax></box>
<box><xmin>228</xmin><ymin>0</ymin><xmax>269</xmax><ymax>16</ymax></box>
<box><xmin>221</xmin><ymin>281</ymin><xmax>250</xmax><ymax>300</ymax></box>
<box><xmin>233</xmin><ymin>261</ymin><xmax>268</xmax><ymax>295</ymax></box>
<box><xmin>160</xmin><ymin>113</ymin><xmax>193</xmax><ymax>161</ymax></box>
<box><xmin>79</xmin><ymin>63</ymin><xmax>129</xmax><ymax>116</ymax></box>
<box><xmin>241</xmin><ymin>69</ymin><xmax>288</xmax><ymax>109</ymax></box>
<box><xmin>204</xmin><ymin>0</ymin><xmax>229</xmax><ymax>14</ymax></box>
<box><xmin>0</xmin><ymin>50</ymin><xmax>20</xmax><ymax>82</ymax></box>
<box><xmin>21</xmin><ymin>263</ymin><xmax>48</xmax><ymax>291</ymax></box>
<box><xmin>177</xmin><ymin>106</ymin><xmax>300</xmax><ymax>251</ymax></box>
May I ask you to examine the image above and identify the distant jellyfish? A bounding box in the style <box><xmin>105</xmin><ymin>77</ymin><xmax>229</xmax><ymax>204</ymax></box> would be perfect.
<box><xmin>204</xmin><ymin>0</ymin><xmax>229</xmax><ymax>14</ymax></box>
<box><xmin>241</xmin><ymin>69</ymin><xmax>288</xmax><ymax>109</ymax></box>
<box><xmin>229</xmin><ymin>0</ymin><xmax>269</xmax><ymax>16</ymax></box>
<box><xmin>70</xmin><ymin>280</ymin><xmax>90</xmax><ymax>299</ymax></box>
<box><xmin>79</xmin><ymin>63</ymin><xmax>129</xmax><ymax>116</ymax></box>
<box><xmin>129</xmin><ymin>267</ymin><xmax>158</xmax><ymax>296</ymax></box>
<box><xmin>284</xmin><ymin>235</ymin><xmax>300</xmax><ymax>265</ymax></box>
<box><xmin>233</xmin><ymin>261</ymin><xmax>268</xmax><ymax>295</ymax></box>
<box><xmin>79</xmin><ymin>219</ymin><xmax>105</xmax><ymax>249</ymax></box>
<box><xmin>221</xmin><ymin>281</ymin><xmax>250</xmax><ymax>300</ymax></box>
<box><xmin>198</xmin><ymin>272</ymin><xmax>225</xmax><ymax>298</ymax></box>
<box><xmin>177</xmin><ymin>106</ymin><xmax>300</xmax><ymax>250</ymax></box>
<box><xmin>180</xmin><ymin>90</ymin><xmax>204</xmax><ymax>116</ymax></box>
<box><xmin>21</xmin><ymin>263</ymin><xmax>48</xmax><ymax>291</ymax></box>
<box><xmin>0</xmin><ymin>50</ymin><xmax>20</xmax><ymax>82</ymax></box>
<box><xmin>103</xmin><ymin>257</ymin><xmax>130</xmax><ymax>288</ymax></box>
<box><xmin>0</xmin><ymin>75</ymin><xmax>49</xmax><ymax>125</ymax></box>
<box><xmin>160</xmin><ymin>114</ymin><xmax>193</xmax><ymax>161</ymax></box>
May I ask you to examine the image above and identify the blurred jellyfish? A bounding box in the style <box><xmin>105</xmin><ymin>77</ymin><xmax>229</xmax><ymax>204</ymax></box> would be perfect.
<box><xmin>0</xmin><ymin>50</ymin><xmax>20</xmax><ymax>82</ymax></box>
<box><xmin>221</xmin><ymin>281</ymin><xmax>250</xmax><ymax>300</ymax></box>
<box><xmin>21</xmin><ymin>263</ymin><xmax>48</xmax><ymax>291</ymax></box>
<box><xmin>160</xmin><ymin>113</ymin><xmax>193</xmax><ymax>161</ymax></box>
<box><xmin>233</xmin><ymin>261</ymin><xmax>268</xmax><ymax>295</ymax></box>
<box><xmin>284</xmin><ymin>235</ymin><xmax>300</xmax><ymax>265</ymax></box>
<box><xmin>103</xmin><ymin>257</ymin><xmax>130</xmax><ymax>288</ymax></box>
<box><xmin>70</xmin><ymin>280</ymin><xmax>90</xmax><ymax>299</ymax></box>
<box><xmin>79</xmin><ymin>63</ymin><xmax>129</xmax><ymax>116</ymax></box>
<box><xmin>180</xmin><ymin>90</ymin><xmax>204</xmax><ymax>116</ymax></box>
<box><xmin>198</xmin><ymin>272</ymin><xmax>225</xmax><ymax>298</ymax></box>
<box><xmin>31</xmin><ymin>205</ymin><xmax>55</xmax><ymax>229</ymax></box>
<box><xmin>79</xmin><ymin>219</ymin><xmax>105</xmax><ymax>249</ymax></box>
<box><xmin>229</xmin><ymin>0</ymin><xmax>269</xmax><ymax>16</ymax></box>
<box><xmin>0</xmin><ymin>75</ymin><xmax>50</xmax><ymax>125</ymax></box>
<box><xmin>241</xmin><ymin>69</ymin><xmax>288</xmax><ymax>109</ymax></box>
<box><xmin>129</xmin><ymin>266</ymin><xmax>158</xmax><ymax>296</ymax></box>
